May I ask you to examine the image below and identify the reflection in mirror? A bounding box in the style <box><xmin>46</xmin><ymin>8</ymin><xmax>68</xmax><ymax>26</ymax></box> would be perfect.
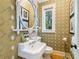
<box><xmin>12</xmin><ymin>0</ymin><xmax>39</xmax><ymax>36</ymax></box>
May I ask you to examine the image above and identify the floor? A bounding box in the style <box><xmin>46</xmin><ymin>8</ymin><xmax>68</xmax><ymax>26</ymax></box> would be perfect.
<box><xmin>66</xmin><ymin>53</ymin><xmax>72</xmax><ymax>59</ymax></box>
<box><xmin>43</xmin><ymin>51</ymin><xmax>72</xmax><ymax>59</ymax></box>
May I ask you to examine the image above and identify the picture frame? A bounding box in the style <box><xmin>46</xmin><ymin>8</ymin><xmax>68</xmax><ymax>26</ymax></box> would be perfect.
<box><xmin>20</xmin><ymin>7</ymin><xmax>29</xmax><ymax>29</ymax></box>
<box><xmin>21</xmin><ymin>7</ymin><xmax>29</xmax><ymax>20</ymax></box>
<box><xmin>70</xmin><ymin>0</ymin><xmax>74</xmax><ymax>16</ymax></box>
<box><xmin>70</xmin><ymin>15</ymin><xmax>75</xmax><ymax>33</ymax></box>
<box><xmin>42</xmin><ymin>4</ymin><xmax>56</xmax><ymax>33</ymax></box>
<box><xmin>70</xmin><ymin>0</ymin><xmax>75</xmax><ymax>33</ymax></box>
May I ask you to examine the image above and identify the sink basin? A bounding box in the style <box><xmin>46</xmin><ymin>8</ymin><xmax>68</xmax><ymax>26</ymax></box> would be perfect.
<box><xmin>18</xmin><ymin>40</ymin><xmax>46</xmax><ymax>59</ymax></box>
<box><xmin>26</xmin><ymin>36</ymin><xmax>41</xmax><ymax>41</ymax></box>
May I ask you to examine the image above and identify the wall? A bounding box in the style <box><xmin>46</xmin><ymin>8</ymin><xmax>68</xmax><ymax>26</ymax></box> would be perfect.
<box><xmin>38</xmin><ymin>0</ymin><xmax>71</xmax><ymax>52</ymax></box>
<box><xmin>0</xmin><ymin>0</ymin><xmax>71</xmax><ymax>59</ymax></box>
<box><xmin>77</xmin><ymin>0</ymin><xmax>79</xmax><ymax>47</ymax></box>
<box><xmin>71</xmin><ymin>0</ymin><xmax>79</xmax><ymax>47</ymax></box>
<box><xmin>0</xmin><ymin>0</ymin><xmax>35</xmax><ymax>59</ymax></box>
<box><xmin>0</xmin><ymin>0</ymin><xmax>21</xmax><ymax>59</ymax></box>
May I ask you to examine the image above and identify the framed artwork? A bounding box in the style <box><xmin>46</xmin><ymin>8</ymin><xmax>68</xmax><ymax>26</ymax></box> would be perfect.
<box><xmin>20</xmin><ymin>7</ymin><xmax>29</xmax><ymax>29</ymax></box>
<box><xmin>70</xmin><ymin>0</ymin><xmax>74</xmax><ymax>15</ymax></box>
<box><xmin>70</xmin><ymin>15</ymin><xmax>75</xmax><ymax>33</ymax></box>
<box><xmin>42</xmin><ymin>4</ymin><xmax>56</xmax><ymax>33</ymax></box>
<box><xmin>70</xmin><ymin>0</ymin><xmax>75</xmax><ymax>33</ymax></box>
<box><xmin>21</xmin><ymin>7</ymin><xmax>29</xmax><ymax>20</ymax></box>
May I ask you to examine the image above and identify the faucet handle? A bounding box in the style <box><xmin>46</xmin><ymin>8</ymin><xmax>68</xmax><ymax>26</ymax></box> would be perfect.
<box><xmin>71</xmin><ymin>44</ymin><xmax>77</xmax><ymax>49</ymax></box>
<box><xmin>29</xmin><ymin>40</ymin><xmax>36</xmax><ymax>45</ymax></box>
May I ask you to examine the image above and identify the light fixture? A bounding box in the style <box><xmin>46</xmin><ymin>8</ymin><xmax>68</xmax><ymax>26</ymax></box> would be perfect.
<box><xmin>37</xmin><ymin>0</ymin><xmax>48</xmax><ymax>3</ymax></box>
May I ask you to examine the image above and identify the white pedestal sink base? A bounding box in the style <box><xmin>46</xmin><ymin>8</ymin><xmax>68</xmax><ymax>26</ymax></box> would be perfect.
<box><xmin>18</xmin><ymin>41</ymin><xmax>46</xmax><ymax>59</ymax></box>
<box><xmin>24</xmin><ymin>56</ymin><xmax>43</xmax><ymax>59</ymax></box>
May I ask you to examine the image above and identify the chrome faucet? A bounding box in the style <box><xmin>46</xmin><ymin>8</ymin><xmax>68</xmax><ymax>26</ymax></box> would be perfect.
<box><xmin>29</xmin><ymin>40</ymin><xmax>36</xmax><ymax>45</ymax></box>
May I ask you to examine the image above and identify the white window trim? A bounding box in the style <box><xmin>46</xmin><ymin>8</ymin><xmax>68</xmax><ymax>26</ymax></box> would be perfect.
<box><xmin>42</xmin><ymin>4</ymin><xmax>56</xmax><ymax>33</ymax></box>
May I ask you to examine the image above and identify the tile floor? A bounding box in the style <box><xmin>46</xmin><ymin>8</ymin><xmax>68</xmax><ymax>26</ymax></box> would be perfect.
<box><xmin>66</xmin><ymin>53</ymin><xmax>72</xmax><ymax>59</ymax></box>
<box><xmin>43</xmin><ymin>52</ymin><xmax>72</xmax><ymax>59</ymax></box>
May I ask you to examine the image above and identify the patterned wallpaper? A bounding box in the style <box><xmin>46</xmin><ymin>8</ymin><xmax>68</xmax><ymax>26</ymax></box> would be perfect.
<box><xmin>0</xmin><ymin>0</ymin><xmax>35</xmax><ymax>59</ymax></box>
<box><xmin>0</xmin><ymin>0</ymin><xmax>72</xmax><ymax>59</ymax></box>
<box><xmin>0</xmin><ymin>0</ymin><xmax>21</xmax><ymax>59</ymax></box>
<box><xmin>38</xmin><ymin>0</ymin><xmax>71</xmax><ymax>52</ymax></box>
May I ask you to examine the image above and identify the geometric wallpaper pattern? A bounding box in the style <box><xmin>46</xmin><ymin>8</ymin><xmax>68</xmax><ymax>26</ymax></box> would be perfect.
<box><xmin>38</xmin><ymin>0</ymin><xmax>71</xmax><ymax>52</ymax></box>
<box><xmin>0</xmin><ymin>0</ymin><xmax>71</xmax><ymax>59</ymax></box>
<box><xmin>0</xmin><ymin>0</ymin><xmax>20</xmax><ymax>59</ymax></box>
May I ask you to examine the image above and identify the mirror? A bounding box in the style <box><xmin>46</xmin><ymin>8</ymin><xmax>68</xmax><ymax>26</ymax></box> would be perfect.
<box><xmin>19</xmin><ymin>0</ymin><xmax>34</xmax><ymax>28</ymax></box>
<box><xmin>12</xmin><ymin>0</ymin><xmax>39</xmax><ymax>35</ymax></box>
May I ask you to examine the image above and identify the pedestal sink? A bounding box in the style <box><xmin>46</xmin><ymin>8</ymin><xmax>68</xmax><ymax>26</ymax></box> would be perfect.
<box><xmin>18</xmin><ymin>40</ymin><xmax>46</xmax><ymax>59</ymax></box>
